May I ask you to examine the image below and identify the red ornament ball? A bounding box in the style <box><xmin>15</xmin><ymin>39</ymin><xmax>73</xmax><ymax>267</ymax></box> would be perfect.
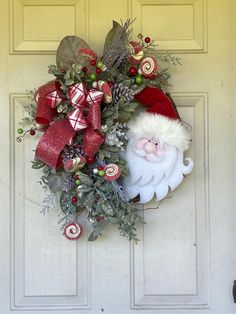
<box><xmin>96</xmin><ymin>215</ymin><xmax>105</xmax><ymax>223</ymax></box>
<box><xmin>90</xmin><ymin>59</ymin><xmax>96</xmax><ymax>66</ymax></box>
<box><xmin>82</xmin><ymin>66</ymin><xmax>88</xmax><ymax>73</ymax></box>
<box><xmin>129</xmin><ymin>66</ymin><xmax>137</xmax><ymax>76</ymax></box>
<box><xmin>86</xmin><ymin>156</ymin><xmax>96</xmax><ymax>164</ymax></box>
<box><xmin>95</xmin><ymin>67</ymin><xmax>101</xmax><ymax>75</ymax></box>
<box><xmin>144</xmin><ymin>37</ymin><xmax>151</xmax><ymax>44</ymax></box>
<box><xmin>97</xmin><ymin>165</ymin><xmax>104</xmax><ymax>171</ymax></box>
<box><xmin>71</xmin><ymin>197</ymin><xmax>78</xmax><ymax>203</ymax></box>
<box><xmin>107</xmin><ymin>80</ymin><xmax>114</xmax><ymax>87</ymax></box>
<box><xmin>30</xmin><ymin>130</ymin><xmax>36</xmax><ymax>136</ymax></box>
<box><xmin>144</xmin><ymin>37</ymin><xmax>151</xmax><ymax>43</ymax></box>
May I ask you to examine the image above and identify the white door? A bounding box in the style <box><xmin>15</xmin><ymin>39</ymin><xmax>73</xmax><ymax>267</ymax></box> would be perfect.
<box><xmin>1</xmin><ymin>0</ymin><xmax>236</xmax><ymax>313</ymax></box>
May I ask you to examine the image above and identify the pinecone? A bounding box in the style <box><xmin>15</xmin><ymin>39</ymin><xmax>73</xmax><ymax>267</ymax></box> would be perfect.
<box><xmin>112</xmin><ymin>83</ymin><xmax>134</xmax><ymax>104</ymax></box>
<box><xmin>63</xmin><ymin>177</ymin><xmax>76</xmax><ymax>192</ymax></box>
<box><xmin>62</xmin><ymin>145</ymin><xmax>83</xmax><ymax>163</ymax></box>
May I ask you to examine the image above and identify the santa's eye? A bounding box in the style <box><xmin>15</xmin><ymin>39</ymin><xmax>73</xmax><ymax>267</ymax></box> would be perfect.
<box><xmin>155</xmin><ymin>143</ymin><xmax>158</xmax><ymax>146</ymax></box>
<box><xmin>148</xmin><ymin>140</ymin><xmax>151</xmax><ymax>142</ymax></box>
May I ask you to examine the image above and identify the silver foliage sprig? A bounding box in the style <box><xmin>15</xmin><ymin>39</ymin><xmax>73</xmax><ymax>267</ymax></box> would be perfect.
<box><xmin>41</xmin><ymin>193</ymin><xmax>56</xmax><ymax>215</ymax></box>
<box><xmin>20</xmin><ymin>90</ymin><xmax>37</xmax><ymax>128</ymax></box>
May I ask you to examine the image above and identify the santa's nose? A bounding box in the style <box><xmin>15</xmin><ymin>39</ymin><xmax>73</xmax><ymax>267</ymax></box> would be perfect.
<box><xmin>144</xmin><ymin>141</ymin><xmax>157</xmax><ymax>154</ymax></box>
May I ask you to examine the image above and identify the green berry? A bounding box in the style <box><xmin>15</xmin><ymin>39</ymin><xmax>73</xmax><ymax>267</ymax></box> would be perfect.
<box><xmin>97</xmin><ymin>61</ymin><xmax>104</xmax><ymax>69</ymax></box>
<box><xmin>98</xmin><ymin>170</ymin><xmax>105</xmax><ymax>177</ymax></box>
<box><xmin>135</xmin><ymin>75</ymin><xmax>143</xmax><ymax>85</ymax></box>
<box><xmin>17</xmin><ymin>128</ymin><xmax>24</xmax><ymax>134</ymax></box>
<box><xmin>89</xmin><ymin>73</ymin><xmax>96</xmax><ymax>81</ymax></box>
<box><xmin>75</xmin><ymin>179</ymin><xmax>81</xmax><ymax>185</ymax></box>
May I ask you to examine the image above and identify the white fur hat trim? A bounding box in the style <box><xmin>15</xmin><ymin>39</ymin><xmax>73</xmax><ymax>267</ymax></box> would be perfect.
<box><xmin>128</xmin><ymin>112</ymin><xmax>191</xmax><ymax>152</ymax></box>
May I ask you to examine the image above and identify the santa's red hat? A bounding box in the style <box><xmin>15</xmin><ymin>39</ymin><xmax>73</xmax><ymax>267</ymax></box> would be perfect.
<box><xmin>130</xmin><ymin>87</ymin><xmax>191</xmax><ymax>152</ymax></box>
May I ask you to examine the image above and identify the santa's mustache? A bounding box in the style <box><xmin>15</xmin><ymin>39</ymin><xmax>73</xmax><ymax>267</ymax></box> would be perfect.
<box><xmin>131</xmin><ymin>146</ymin><xmax>165</xmax><ymax>163</ymax></box>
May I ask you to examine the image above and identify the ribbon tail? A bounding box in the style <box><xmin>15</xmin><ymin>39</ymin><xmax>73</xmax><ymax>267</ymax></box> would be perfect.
<box><xmin>35</xmin><ymin>98</ymin><xmax>57</xmax><ymax>125</ymax></box>
<box><xmin>35</xmin><ymin>119</ymin><xmax>75</xmax><ymax>169</ymax></box>
<box><xmin>82</xmin><ymin>128</ymin><xmax>104</xmax><ymax>157</ymax></box>
<box><xmin>87</xmin><ymin>102</ymin><xmax>101</xmax><ymax>129</ymax></box>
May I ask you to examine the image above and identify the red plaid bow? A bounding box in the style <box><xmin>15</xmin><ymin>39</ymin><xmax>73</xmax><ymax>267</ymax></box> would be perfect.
<box><xmin>34</xmin><ymin>81</ymin><xmax>105</xmax><ymax>169</ymax></box>
<box><xmin>68</xmin><ymin>83</ymin><xmax>103</xmax><ymax>131</ymax></box>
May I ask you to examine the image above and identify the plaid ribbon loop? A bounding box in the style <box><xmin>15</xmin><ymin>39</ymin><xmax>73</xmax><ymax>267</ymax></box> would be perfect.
<box><xmin>34</xmin><ymin>81</ymin><xmax>105</xmax><ymax>169</ymax></box>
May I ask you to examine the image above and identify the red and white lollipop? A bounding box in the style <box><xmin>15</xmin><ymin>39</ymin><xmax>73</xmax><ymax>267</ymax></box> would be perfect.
<box><xmin>98</xmin><ymin>80</ymin><xmax>112</xmax><ymax>103</ymax></box>
<box><xmin>64</xmin><ymin>222</ymin><xmax>83</xmax><ymax>240</ymax></box>
<box><xmin>139</xmin><ymin>57</ymin><xmax>157</xmax><ymax>78</ymax></box>
<box><xmin>104</xmin><ymin>164</ymin><xmax>121</xmax><ymax>181</ymax></box>
<box><xmin>79</xmin><ymin>48</ymin><xmax>97</xmax><ymax>61</ymax></box>
<box><xmin>129</xmin><ymin>41</ymin><xmax>144</xmax><ymax>65</ymax></box>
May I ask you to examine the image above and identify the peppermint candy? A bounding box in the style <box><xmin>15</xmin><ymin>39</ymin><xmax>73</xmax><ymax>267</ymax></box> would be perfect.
<box><xmin>86</xmin><ymin>89</ymin><xmax>104</xmax><ymax>106</ymax></box>
<box><xmin>68</xmin><ymin>108</ymin><xmax>88</xmax><ymax>130</ymax></box>
<box><xmin>79</xmin><ymin>48</ymin><xmax>97</xmax><ymax>61</ymax></box>
<box><xmin>64</xmin><ymin>222</ymin><xmax>83</xmax><ymax>240</ymax></box>
<box><xmin>104</xmin><ymin>164</ymin><xmax>121</xmax><ymax>181</ymax></box>
<box><xmin>139</xmin><ymin>57</ymin><xmax>157</xmax><ymax>77</ymax></box>
<box><xmin>129</xmin><ymin>41</ymin><xmax>144</xmax><ymax>65</ymax></box>
<box><xmin>63</xmin><ymin>156</ymin><xmax>86</xmax><ymax>172</ymax></box>
<box><xmin>69</xmin><ymin>83</ymin><xmax>87</xmax><ymax>107</ymax></box>
<box><xmin>98</xmin><ymin>81</ymin><xmax>112</xmax><ymax>103</ymax></box>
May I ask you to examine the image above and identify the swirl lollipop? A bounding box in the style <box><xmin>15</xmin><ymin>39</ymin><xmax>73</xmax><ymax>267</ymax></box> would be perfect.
<box><xmin>139</xmin><ymin>57</ymin><xmax>157</xmax><ymax>78</ymax></box>
<box><xmin>64</xmin><ymin>222</ymin><xmax>83</xmax><ymax>240</ymax></box>
<box><xmin>104</xmin><ymin>164</ymin><xmax>121</xmax><ymax>181</ymax></box>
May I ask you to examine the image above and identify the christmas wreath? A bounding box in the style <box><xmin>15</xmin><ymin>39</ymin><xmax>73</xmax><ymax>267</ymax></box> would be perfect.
<box><xmin>17</xmin><ymin>20</ymin><xmax>193</xmax><ymax>242</ymax></box>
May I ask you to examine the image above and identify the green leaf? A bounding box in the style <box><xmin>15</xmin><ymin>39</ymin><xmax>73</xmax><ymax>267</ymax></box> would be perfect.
<box><xmin>88</xmin><ymin>230</ymin><xmax>99</xmax><ymax>241</ymax></box>
<box><xmin>83</xmin><ymin>191</ymin><xmax>95</xmax><ymax>208</ymax></box>
<box><xmin>64</xmin><ymin>70</ymin><xmax>71</xmax><ymax>80</ymax></box>
<box><xmin>117</xmin><ymin>111</ymin><xmax>131</xmax><ymax>123</ymax></box>
<box><xmin>107</xmin><ymin>217</ymin><xmax>119</xmax><ymax>224</ymax></box>
<box><xmin>31</xmin><ymin>160</ymin><xmax>45</xmax><ymax>169</ymax></box>
<box><xmin>65</xmin><ymin>79</ymin><xmax>74</xmax><ymax>86</ymax></box>
<box><xmin>101</xmin><ymin>202</ymin><xmax>114</xmax><ymax>216</ymax></box>
<box><xmin>79</xmin><ymin>172</ymin><xmax>93</xmax><ymax>186</ymax></box>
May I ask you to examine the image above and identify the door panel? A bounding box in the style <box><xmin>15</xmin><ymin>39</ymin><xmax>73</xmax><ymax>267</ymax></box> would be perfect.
<box><xmin>1</xmin><ymin>0</ymin><xmax>236</xmax><ymax>313</ymax></box>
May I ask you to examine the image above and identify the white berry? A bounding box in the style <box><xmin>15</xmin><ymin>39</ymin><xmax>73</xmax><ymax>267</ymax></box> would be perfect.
<box><xmin>92</xmin><ymin>81</ymin><xmax>98</xmax><ymax>88</ymax></box>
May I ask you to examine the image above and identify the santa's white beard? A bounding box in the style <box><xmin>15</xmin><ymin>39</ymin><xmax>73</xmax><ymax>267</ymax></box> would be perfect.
<box><xmin>122</xmin><ymin>138</ymin><xmax>193</xmax><ymax>203</ymax></box>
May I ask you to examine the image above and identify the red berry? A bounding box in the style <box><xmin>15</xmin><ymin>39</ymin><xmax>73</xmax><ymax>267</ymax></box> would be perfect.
<box><xmin>74</xmin><ymin>175</ymin><xmax>80</xmax><ymax>180</ymax></box>
<box><xmin>95</xmin><ymin>67</ymin><xmax>101</xmax><ymax>75</ymax></box>
<box><xmin>86</xmin><ymin>156</ymin><xmax>96</xmax><ymax>164</ymax></box>
<box><xmin>71</xmin><ymin>197</ymin><xmax>78</xmax><ymax>203</ymax></box>
<box><xmin>144</xmin><ymin>37</ymin><xmax>151</xmax><ymax>43</ymax></box>
<box><xmin>150</xmin><ymin>74</ymin><xmax>156</xmax><ymax>80</ymax></box>
<box><xmin>129</xmin><ymin>66</ymin><xmax>137</xmax><ymax>76</ymax></box>
<box><xmin>30</xmin><ymin>130</ymin><xmax>36</xmax><ymax>136</ymax></box>
<box><xmin>97</xmin><ymin>165</ymin><xmax>104</xmax><ymax>171</ymax></box>
<box><xmin>107</xmin><ymin>80</ymin><xmax>114</xmax><ymax>87</ymax></box>
<box><xmin>82</xmin><ymin>66</ymin><xmax>88</xmax><ymax>73</ymax></box>
<box><xmin>90</xmin><ymin>60</ymin><xmax>96</xmax><ymax>66</ymax></box>
<box><xmin>96</xmin><ymin>215</ymin><xmax>105</xmax><ymax>223</ymax></box>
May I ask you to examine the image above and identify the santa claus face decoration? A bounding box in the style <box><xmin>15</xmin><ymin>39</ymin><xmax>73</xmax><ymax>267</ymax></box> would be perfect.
<box><xmin>122</xmin><ymin>112</ymin><xmax>194</xmax><ymax>204</ymax></box>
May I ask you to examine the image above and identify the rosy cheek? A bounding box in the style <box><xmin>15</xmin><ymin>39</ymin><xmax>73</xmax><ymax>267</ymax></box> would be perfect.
<box><xmin>135</xmin><ymin>138</ymin><xmax>149</xmax><ymax>150</ymax></box>
<box><xmin>155</xmin><ymin>147</ymin><xmax>164</xmax><ymax>156</ymax></box>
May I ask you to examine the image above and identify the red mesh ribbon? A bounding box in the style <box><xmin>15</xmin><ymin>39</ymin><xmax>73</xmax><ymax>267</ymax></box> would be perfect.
<box><xmin>82</xmin><ymin>128</ymin><xmax>104</xmax><ymax>157</ymax></box>
<box><xmin>34</xmin><ymin>81</ymin><xmax>105</xmax><ymax>168</ymax></box>
<box><xmin>35</xmin><ymin>119</ymin><xmax>75</xmax><ymax>169</ymax></box>
<box><xmin>35</xmin><ymin>80</ymin><xmax>62</xmax><ymax>125</ymax></box>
